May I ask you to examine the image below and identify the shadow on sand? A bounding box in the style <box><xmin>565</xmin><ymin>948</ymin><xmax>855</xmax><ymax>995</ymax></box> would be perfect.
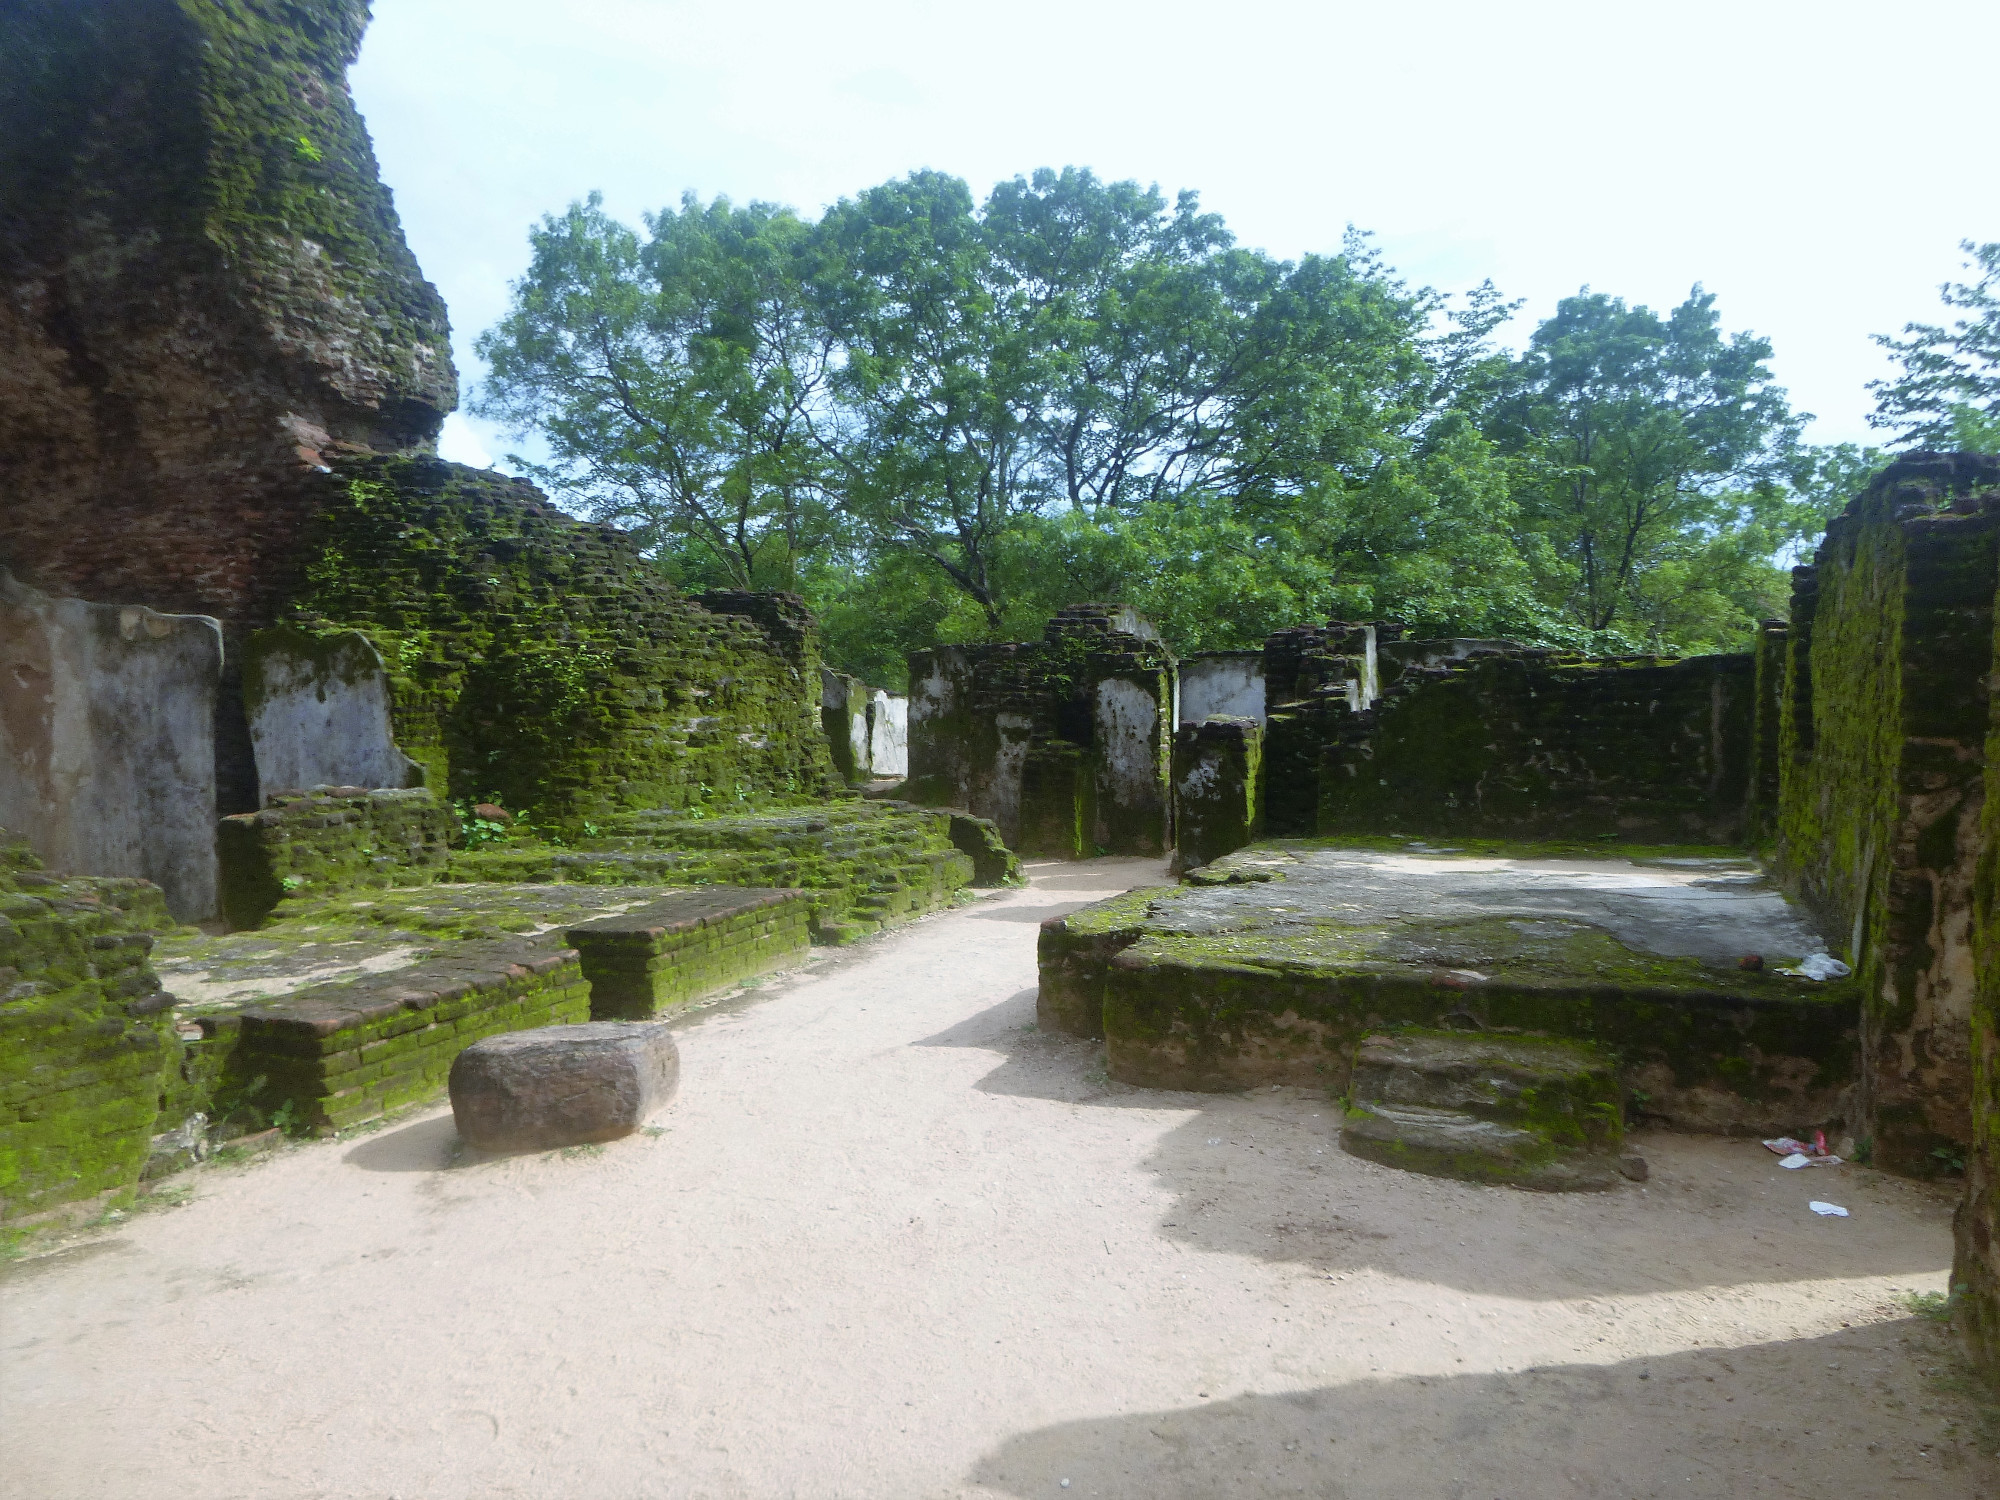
<box><xmin>918</xmin><ymin>990</ymin><xmax>1955</xmax><ymax>1300</ymax></box>
<box><xmin>967</xmin><ymin>1320</ymin><xmax>1991</xmax><ymax>1499</ymax></box>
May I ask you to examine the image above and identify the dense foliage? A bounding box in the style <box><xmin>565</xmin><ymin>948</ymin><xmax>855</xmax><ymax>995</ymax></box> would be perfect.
<box><xmin>475</xmin><ymin>168</ymin><xmax>1932</xmax><ymax>685</ymax></box>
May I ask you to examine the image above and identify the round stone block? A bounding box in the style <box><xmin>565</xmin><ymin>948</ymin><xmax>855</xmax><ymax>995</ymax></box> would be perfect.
<box><xmin>449</xmin><ymin>1022</ymin><xmax>679</xmax><ymax>1152</ymax></box>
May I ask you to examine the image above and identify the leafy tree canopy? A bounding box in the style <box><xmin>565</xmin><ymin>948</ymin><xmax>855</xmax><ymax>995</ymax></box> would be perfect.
<box><xmin>474</xmin><ymin>168</ymin><xmax>1925</xmax><ymax>683</ymax></box>
<box><xmin>1870</xmin><ymin>240</ymin><xmax>2000</xmax><ymax>453</ymax></box>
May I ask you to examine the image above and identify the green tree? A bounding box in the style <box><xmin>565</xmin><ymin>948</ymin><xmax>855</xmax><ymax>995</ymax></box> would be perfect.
<box><xmin>473</xmin><ymin>191</ymin><xmax>839</xmax><ymax>590</ymax></box>
<box><xmin>1869</xmin><ymin>240</ymin><xmax>2000</xmax><ymax>452</ymax></box>
<box><xmin>1491</xmin><ymin>287</ymin><xmax>1811</xmax><ymax>647</ymax></box>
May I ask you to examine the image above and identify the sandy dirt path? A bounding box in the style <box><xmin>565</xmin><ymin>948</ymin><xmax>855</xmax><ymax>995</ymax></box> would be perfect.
<box><xmin>2</xmin><ymin>858</ymin><xmax>1990</xmax><ymax>1499</ymax></box>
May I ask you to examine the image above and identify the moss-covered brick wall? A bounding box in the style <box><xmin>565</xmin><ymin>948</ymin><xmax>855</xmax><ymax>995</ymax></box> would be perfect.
<box><xmin>1963</xmin><ymin>522</ymin><xmax>2000</xmax><ymax>1379</ymax></box>
<box><xmin>212</xmin><ymin>939</ymin><xmax>591</xmax><ymax>1134</ymax></box>
<box><xmin>1776</xmin><ymin>453</ymin><xmax>2000</xmax><ymax>1177</ymax></box>
<box><xmin>217</xmin><ymin>786</ymin><xmax>456</xmax><ymax>929</ymax></box>
<box><xmin>276</xmin><ymin>456</ymin><xmax>842</xmax><ymax>828</ymax></box>
<box><xmin>1317</xmin><ymin>650</ymin><xmax>1753</xmax><ymax>844</ymax></box>
<box><xmin>1965</xmin><ymin>545</ymin><xmax>2000</xmax><ymax>1378</ymax></box>
<box><xmin>447</xmin><ymin>802</ymin><xmax>977</xmax><ymax>946</ymax></box>
<box><xmin>1259</xmin><ymin>623</ymin><xmax>1383</xmax><ymax>836</ymax></box>
<box><xmin>0</xmin><ymin>0</ymin><xmax>456</xmax><ymax>631</ymax></box>
<box><xmin>565</xmin><ymin>889</ymin><xmax>812</xmax><ymax>1019</ymax></box>
<box><xmin>0</xmin><ymin>830</ymin><xmax>180</xmax><ymax>1222</ymax></box>
<box><xmin>1746</xmin><ymin>619</ymin><xmax>1789</xmax><ymax>848</ymax></box>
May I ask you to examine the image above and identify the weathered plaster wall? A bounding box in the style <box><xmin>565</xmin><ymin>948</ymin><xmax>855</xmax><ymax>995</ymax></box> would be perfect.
<box><xmin>0</xmin><ymin>574</ymin><xmax>222</xmax><ymax>921</ymax></box>
<box><xmin>1092</xmin><ymin>673</ymin><xmax>1171</xmax><ymax>857</ymax></box>
<box><xmin>906</xmin><ymin>607</ymin><xmax>1173</xmax><ymax>855</ymax></box>
<box><xmin>244</xmin><ymin>624</ymin><xmax>422</xmax><ymax>795</ymax></box>
<box><xmin>1178</xmin><ymin>654</ymin><xmax>1265</xmax><ymax>724</ymax></box>
<box><xmin>821</xmin><ymin>669</ymin><xmax>872</xmax><ymax>783</ymax></box>
<box><xmin>1174</xmin><ymin>717</ymin><xmax>1263</xmax><ymax>871</ymax></box>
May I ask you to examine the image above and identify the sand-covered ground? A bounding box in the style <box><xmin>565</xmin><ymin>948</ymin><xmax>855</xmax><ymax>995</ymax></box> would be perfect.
<box><xmin>2</xmin><ymin>858</ymin><xmax>1990</xmax><ymax>1498</ymax></box>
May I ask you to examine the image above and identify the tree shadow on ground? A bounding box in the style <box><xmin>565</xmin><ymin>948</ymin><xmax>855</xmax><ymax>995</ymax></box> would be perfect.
<box><xmin>969</xmin><ymin>1321</ymin><xmax>1996</xmax><ymax>1499</ymax></box>
<box><xmin>918</xmin><ymin>993</ymin><xmax>1958</xmax><ymax>1299</ymax></box>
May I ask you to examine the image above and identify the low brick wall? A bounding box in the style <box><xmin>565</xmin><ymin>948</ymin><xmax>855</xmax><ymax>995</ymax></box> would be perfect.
<box><xmin>1</xmin><ymin>833</ymin><xmax>179</xmax><ymax>1221</ymax></box>
<box><xmin>567</xmin><ymin>889</ymin><xmax>812</xmax><ymax>1019</ymax></box>
<box><xmin>217</xmin><ymin>786</ymin><xmax>455</xmax><ymax>929</ymax></box>
<box><xmin>210</xmin><ymin>940</ymin><xmax>589</xmax><ymax>1133</ymax></box>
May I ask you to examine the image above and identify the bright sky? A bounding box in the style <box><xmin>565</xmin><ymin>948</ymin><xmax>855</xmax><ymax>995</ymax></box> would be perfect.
<box><xmin>349</xmin><ymin>0</ymin><xmax>1999</xmax><ymax>470</ymax></box>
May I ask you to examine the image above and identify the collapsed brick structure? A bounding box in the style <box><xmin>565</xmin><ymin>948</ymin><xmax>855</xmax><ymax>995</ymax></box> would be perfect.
<box><xmin>0</xmin><ymin>0</ymin><xmax>1004</xmax><ymax>1223</ymax></box>
<box><xmin>0</xmin><ymin>0</ymin><xmax>843</xmax><ymax>912</ymax></box>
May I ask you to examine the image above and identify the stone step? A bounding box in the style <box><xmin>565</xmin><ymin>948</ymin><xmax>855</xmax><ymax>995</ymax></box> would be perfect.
<box><xmin>1350</xmin><ymin>1030</ymin><xmax>1621</xmax><ymax>1142</ymax></box>
<box><xmin>1341</xmin><ymin>1102</ymin><xmax>1641</xmax><ymax>1191</ymax></box>
<box><xmin>1341</xmin><ymin>1029</ymin><xmax>1643</xmax><ymax>1191</ymax></box>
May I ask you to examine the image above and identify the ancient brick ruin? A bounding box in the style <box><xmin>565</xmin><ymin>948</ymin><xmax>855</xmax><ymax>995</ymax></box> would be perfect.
<box><xmin>0</xmin><ymin>0</ymin><xmax>1001</xmax><ymax>1222</ymax></box>
<box><xmin>3</xmin><ymin>0</ymin><xmax>1998</xmax><ymax>1400</ymax></box>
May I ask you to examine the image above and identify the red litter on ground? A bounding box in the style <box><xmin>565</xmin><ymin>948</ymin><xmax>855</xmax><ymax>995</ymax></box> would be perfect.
<box><xmin>1763</xmin><ymin>1136</ymin><xmax>1844</xmax><ymax>1168</ymax></box>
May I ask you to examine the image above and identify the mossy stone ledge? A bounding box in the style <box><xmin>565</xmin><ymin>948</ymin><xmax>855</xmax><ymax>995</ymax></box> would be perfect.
<box><xmin>1041</xmin><ymin>839</ymin><xmax>1857</xmax><ymax>1133</ymax></box>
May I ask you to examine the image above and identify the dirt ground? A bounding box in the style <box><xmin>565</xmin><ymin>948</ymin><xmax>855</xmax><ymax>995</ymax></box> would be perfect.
<box><xmin>2</xmin><ymin>858</ymin><xmax>1991</xmax><ymax>1499</ymax></box>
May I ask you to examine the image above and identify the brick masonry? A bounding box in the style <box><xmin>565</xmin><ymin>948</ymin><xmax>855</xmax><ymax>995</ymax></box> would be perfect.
<box><xmin>567</xmin><ymin>889</ymin><xmax>812</xmax><ymax>1019</ymax></box>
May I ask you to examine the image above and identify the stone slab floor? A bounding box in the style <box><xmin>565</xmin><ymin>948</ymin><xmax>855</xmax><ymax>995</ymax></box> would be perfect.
<box><xmin>1</xmin><ymin>860</ymin><xmax>1990</xmax><ymax>1499</ymax></box>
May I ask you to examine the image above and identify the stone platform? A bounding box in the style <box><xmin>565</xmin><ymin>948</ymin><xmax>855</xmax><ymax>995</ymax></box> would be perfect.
<box><xmin>157</xmin><ymin>883</ymin><xmax>812</xmax><ymax>1135</ymax></box>
<box><xmin>1039</xmin><ymin>839</ymin><xmax>1859</xmax><ymax>1133</ymax></box>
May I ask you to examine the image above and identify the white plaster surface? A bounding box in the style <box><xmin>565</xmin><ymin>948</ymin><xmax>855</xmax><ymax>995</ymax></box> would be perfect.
<box><xmin>0</xmin><ymin>572</ymin><xmax>221</xmax><ymax>921</ymax></box>
<box><xmin>1179</xmin><ymin>653</ymin><xmax>1265</xmax><ymax>723</ymax></box>
<box><xmin>1093</xmin><ymin>675</ymin><xmax>1167</xmax><ymax>851</ymax></box>
<box><xmin>247</xmin><ymin>629</ymin><xmax>420</xmax><ymax>795</ymax></box>
<box><xmin>869</xmin><ymin>690</ymin><xmax>908</xmax><ymax>778</ymax></box>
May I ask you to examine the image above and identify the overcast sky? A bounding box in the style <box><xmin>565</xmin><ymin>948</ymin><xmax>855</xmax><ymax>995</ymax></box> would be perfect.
<box><xmin>348</xmin><ymin>0</ymin><xmax>1998</xmax><ymax>470</ymax></box>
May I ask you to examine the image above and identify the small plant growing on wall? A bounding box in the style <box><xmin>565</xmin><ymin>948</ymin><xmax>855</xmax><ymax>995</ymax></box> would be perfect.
<box><xmin>453</xmin><ymin>798</ymin><xmax>513</xmax><ymax>849</ymax></box>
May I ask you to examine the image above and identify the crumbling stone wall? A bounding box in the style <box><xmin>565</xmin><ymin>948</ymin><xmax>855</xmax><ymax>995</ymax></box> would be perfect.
<box><xmin>907</xmin><ymin>606</ymin><xmax>1173</xmax><ymax>856</ymax></box>
<box><xmin>1260</xmin><ymin>622</ymin><xmax>1385</xmax><ymax>835</ymax></box>
<box><xmin>0</xmin><ymin>0</ymin><xmax>455</xmax><ymax>631</ymax></box>
<box><xmin>0</xmin><ymin>0</ymin><xmax>838</xmax><ymax>840</ymax></box>
<box><xmin>1776</xmin><ymin>452</ymin><xmax>2000</xmax><ymax>1176</ymax></box>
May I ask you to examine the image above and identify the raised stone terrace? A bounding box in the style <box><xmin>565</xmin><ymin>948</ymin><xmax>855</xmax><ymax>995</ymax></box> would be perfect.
<box><xmin>1040</xmin><ymin>839</ymin><xmax>1857</xmax><ymax>1135</ymax></box>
